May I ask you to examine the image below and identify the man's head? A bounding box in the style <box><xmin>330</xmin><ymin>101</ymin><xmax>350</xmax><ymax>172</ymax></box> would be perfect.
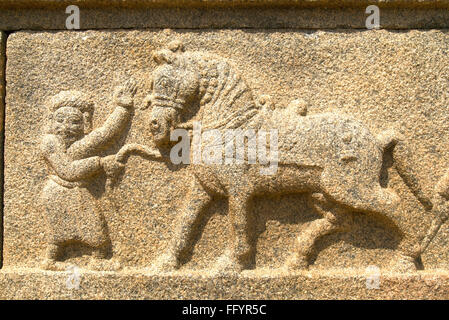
<box><xmin>47</xmin><ymin>90</ymin><xmax>94</xmax><ymax>142</ymax></box>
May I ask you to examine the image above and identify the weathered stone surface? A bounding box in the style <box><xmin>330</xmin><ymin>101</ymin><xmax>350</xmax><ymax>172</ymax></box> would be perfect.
<box><xmin>4</xmin><ymin>19</ymin><xmax>449</xmax><ymax>298</ymax></box>
<box><xmin>5</xmin><ymin>29</ymin><xmax>449</xmax><ymax>278</ymax></box>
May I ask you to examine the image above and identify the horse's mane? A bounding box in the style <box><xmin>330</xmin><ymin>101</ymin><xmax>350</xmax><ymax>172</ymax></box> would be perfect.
<box><xmin>183</xmin><ymin>51</ymin><xmax>259</xmax><ymax>130</ymax></box>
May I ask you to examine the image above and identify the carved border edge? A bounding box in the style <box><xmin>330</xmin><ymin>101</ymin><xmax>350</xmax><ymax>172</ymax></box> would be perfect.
<box><xmin>1</xmin><ymin>271</ymin><xmax>449</xmax><ymax>299</ymax></box>
<box><xmin>2</xmin><ymin>8</ymin><xmax>449</xmax><ymax>31</ymax></box>
<box><xmin>1</xmin><ymin>0</ymin><xmax>449</xmax><ymax>9</ymax></box>
<box><xmin>0</xmin><ymin>31</ymin><xmax>4</xmax><ymax>269</ymax></box>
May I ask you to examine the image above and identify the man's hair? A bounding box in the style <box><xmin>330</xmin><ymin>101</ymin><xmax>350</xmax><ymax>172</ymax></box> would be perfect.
<box><xmin>48</xmin><ymin>90</ymin><xmax>94</xmax><ymax>115</ymax></box>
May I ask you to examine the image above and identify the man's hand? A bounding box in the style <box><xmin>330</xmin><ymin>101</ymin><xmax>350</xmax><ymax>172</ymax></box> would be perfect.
<box><xmin>101</xmin><ymin>154</ymin><xmax>125</xmax><ymax>179</ymax></box>
<box><xmin>114</xmin><ymin>79</ymin><xmax>137</xmax><ymax>109</ymax></box>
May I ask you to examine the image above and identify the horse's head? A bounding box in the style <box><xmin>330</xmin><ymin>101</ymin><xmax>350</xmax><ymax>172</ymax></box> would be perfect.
<box><xmin>146</xmin><ymin>41</ymin><xmax>200</xmax><ymax>146</ymax></box>
<box><xmin>146</xmin><ymin>40</ymin><xmax>256</xmax><ymax>146</ymax></box>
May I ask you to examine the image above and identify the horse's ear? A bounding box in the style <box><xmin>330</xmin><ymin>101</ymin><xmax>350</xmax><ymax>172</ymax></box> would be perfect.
<box><xmin>153</xmin><ymin>48</ymin><xmax>177</xmax><ymax>65</ymax></box>
<box><xmin>153</xmin><ymin>40</ymin><xmax>185</xmax><ymax>65</ymax></box>
<box><xmin>167</xmin><ymin>40</ymin><xmax>185</xmax><ymax>53</ymax></box>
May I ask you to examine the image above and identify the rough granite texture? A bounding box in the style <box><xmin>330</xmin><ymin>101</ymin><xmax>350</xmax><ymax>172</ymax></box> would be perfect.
<box><xmin>3</xmin><ymin>29</ymin><xmax>449</xmax><ymax>278</ymax></box>
<box><xmin>2</xmin><ymin>2</ymin><xmax>449</xmax><ymax>300</ymax></box>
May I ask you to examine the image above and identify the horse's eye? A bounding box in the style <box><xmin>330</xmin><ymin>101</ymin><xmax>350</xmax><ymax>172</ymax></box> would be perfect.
<box><xmin>158</xmin><ymin>78</ymin><xmax>170</xmax><ymax>88</ymax></box>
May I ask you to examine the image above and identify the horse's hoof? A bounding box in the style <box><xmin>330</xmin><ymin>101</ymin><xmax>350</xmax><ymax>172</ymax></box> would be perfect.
<box><xmin>148</xmin><ymin>253</ymin><xmax>178</xmax><ymax>273</ymax></box>
<box><xmin>390</xmin><ymin>254</ymin><xmax>417</xmax><ymax>273</ymax></box>
<box><xmin>284</xmin><ymin>254</ymin><xmax>309</xmax><ymax>271</ymax></box>
<box><xmin>110</xmin><ymin>259</ymin><xmax>122</xmax><ymax>271</ymax></box>
<box><xmin>41</xmin><ymin>259</ymin><xmax>66</xmax><ymax>271</ymax></box>
<box><xmin>211</xmin><ymin>251</ymin><xmax>243</xmax><ymax>275</ymax></box>
<box><xmin>41</xmin><ymin>258</ymin><xmax>56</xmax><ymax>270</ymax></box>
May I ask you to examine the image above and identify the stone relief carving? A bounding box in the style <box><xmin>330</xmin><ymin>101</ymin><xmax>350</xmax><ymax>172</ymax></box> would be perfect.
<box><xmin>37</xmin><ymin>40</ymin><xmax>449</xmax><ymax>273</ymax></box>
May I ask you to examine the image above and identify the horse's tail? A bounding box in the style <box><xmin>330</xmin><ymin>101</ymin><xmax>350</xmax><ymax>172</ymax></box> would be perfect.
<box><xmin>377</xmin><ymin>129</ymin><xmax>433</xmax><ymax>211</ymax></box>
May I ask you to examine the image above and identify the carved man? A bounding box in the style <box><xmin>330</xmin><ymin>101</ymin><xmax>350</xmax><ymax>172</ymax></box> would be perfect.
<box><xmin>39</xmin><ymin>81</ymin><xmax>136</xmax><ymax>270</ymax></box>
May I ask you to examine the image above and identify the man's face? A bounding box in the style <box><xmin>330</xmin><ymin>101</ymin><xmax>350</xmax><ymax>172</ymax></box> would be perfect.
<box><xmin>53</xmin><ymin>107</ymin><xmax>85</xmax><ymax>142</ymax></box>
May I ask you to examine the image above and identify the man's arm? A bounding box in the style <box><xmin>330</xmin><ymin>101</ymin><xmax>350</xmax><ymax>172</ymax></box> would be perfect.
<box><xmin>69</xmin><ymin>80</ymin><xmax>137</xmax><ymax>159</ymax></box>
<box><xmin>42</xmin><ymin>135</ymin><xmax>102</xmax><ymax>182</ymax></box>
<box><xmin>69</xmin><ymin>106</ymin><xmax>131</xmax><ymax>159</ymax></box>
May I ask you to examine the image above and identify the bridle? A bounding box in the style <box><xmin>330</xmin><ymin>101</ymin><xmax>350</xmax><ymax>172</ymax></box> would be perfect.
<box><xmin>151</xmin><ymin>93</ymin><xmax>185</xmax><ymax>111</ymax></box>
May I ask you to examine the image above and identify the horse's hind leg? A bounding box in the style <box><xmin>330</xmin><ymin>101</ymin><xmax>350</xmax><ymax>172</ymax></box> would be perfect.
<box><xmin>341</xmin><ymin>186</ymin><xmax>421</xmax><ymax>272</ymax></box>
<box><xmin>149</xmin><ymin>177</ymin><xmax>212</xmax><ymax>272</ymax></box>
<box><xmin>378</xmin><ymin>198</ymin><xmax>422</xmax><ymax>272</ymax></box>
<box><xmin>41</xmin><ymin>242</ymin><xmax>64</xmax><ymax>270</ymax></box>
<box><xmin>285</xmin><ymin>193</ymin><xmax>352</xmax><ymax>270</ymax></box>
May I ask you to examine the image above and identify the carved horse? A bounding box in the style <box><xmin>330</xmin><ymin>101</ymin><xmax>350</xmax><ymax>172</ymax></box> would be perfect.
<box><xmin>144</xmin><ymin>40</ymin><xmax>434</xmax><ymax>273</ymax></box>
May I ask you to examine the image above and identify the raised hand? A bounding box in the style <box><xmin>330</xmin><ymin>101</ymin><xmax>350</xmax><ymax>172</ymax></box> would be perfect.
<box><xmin>114</xmin><ymin>79</ymin><xmax>138</xmax><ymax>109</ymax></box>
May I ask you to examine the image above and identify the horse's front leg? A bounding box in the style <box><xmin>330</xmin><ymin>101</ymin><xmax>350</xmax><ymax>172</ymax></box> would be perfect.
<box><xmin>149</xmin><ymin>177</ymin><xmax>212</xmax><ymax>272</ymax></box>
<box><xmin>212</xmin><ymin>192</ymin><xmax>254</xmax><ymax>273</ymax></box>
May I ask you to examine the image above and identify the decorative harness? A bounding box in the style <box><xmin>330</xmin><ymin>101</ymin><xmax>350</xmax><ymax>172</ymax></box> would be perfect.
<box><xmin>151</xmin><ymin>93</ymin><xmax>185</xmax><ymax>111</ymax></box>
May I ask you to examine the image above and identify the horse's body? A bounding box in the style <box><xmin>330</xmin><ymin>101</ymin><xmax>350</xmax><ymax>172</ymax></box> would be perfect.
<box><xmin>146</xmin><ymin>42</ymin><xmax>426</xmax><ymax>272</ymax></box>
<box><xmin>196</xmin><ymin>112</ymin><xmax>395</xmax><ymax>213</ymax></box>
